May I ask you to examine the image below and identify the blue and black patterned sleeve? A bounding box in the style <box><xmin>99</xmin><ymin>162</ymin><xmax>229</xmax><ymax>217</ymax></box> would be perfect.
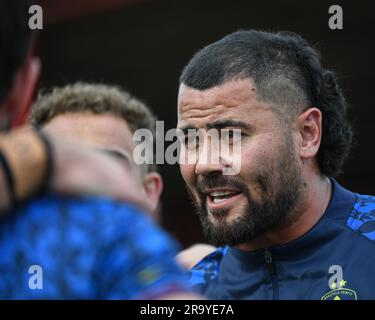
<box><xmin>347</xmin><ymin>194</ymin><xmax>375</xmax><ymax>242</ymax></box>
<box><xmin>188</xmin><ymin>246</ymin><xmax>228</xmax><ymax>293</ymax></box>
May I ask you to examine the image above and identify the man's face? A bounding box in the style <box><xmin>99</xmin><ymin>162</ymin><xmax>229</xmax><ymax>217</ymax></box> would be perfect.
<box><xmin>177</xmin><ymin>78</ymin><xmax>304</xmax><ymax>247</ymax></box>
<box><xmin>43</xmin><ymin>112</ymin><xmax>143</xmax><ymax>184</ymax></box>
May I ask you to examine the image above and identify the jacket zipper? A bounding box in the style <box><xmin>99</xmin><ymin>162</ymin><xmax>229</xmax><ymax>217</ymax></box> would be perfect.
<box><xmin>264</xmin><ymin>249</ymin><xmax>279</xmax><ymax>299</ymax></box>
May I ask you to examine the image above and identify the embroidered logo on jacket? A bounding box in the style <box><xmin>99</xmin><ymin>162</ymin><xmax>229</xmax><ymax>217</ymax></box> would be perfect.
<box><xmin>321</xmin><ymin>265</ymin><xmax>357</xmax><ymax>300</ymax></box>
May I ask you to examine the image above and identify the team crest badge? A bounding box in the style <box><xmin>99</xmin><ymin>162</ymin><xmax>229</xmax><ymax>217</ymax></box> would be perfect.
<box><xmin>321</xmin><ymin>265</ymin><xmax>357</xmax><ymax>300</ymax></box>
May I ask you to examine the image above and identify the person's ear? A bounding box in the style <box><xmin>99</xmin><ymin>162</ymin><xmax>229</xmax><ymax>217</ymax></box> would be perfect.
<box><xmin>296</xmin><ymin>107</ymin><xmax>322</xmax><ymax>160</ymax></box>
<box><xmin>3</xmin><ymin>55</ymin><xmax>41</xmax><ymax>128</ymax></box>
<box><xmin>143</xmin><ymin>172</ymin><xmax>163</xmax><ymax>212</ymax></box>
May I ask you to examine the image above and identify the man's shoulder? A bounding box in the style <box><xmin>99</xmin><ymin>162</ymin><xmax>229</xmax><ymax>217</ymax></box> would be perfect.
<box><xmin>188</xmin><ymin>246</ymin><xmax>229</xmax><ymax>288</ymax></box>
<box><xmin>346</xmin><ymin>193</ymin><xmax>375</xmax><ymax>242</ymax></box>
<box><xmin>326</xmin><ymin>180</ymin><xmax>375</xmax><ymax>244</ymax></box>
<box><xmin>6</xmin><ymin>193</ymin><xmax>176</xmax><ymax>253</ymax></box>
<box><xmin>0</xmin><ymin>194</ymin><xmax>184</xmax><ymax>299</ymax></box>
<box><xmin>23</xmin><ymin>193</ymin><xmax>143</xmax><ymax>215</ymax></box>
<box><xmin>17</xmin><ymin>193</ymin><xmax>150</xmax><ymax>226</ymax></box>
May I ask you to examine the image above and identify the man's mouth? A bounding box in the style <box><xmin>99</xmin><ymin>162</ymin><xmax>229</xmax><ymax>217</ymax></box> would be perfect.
<box><xmin>204</xmin><ymin>189</ymin><xmax>242</xmax><ymax>210</ymax></box>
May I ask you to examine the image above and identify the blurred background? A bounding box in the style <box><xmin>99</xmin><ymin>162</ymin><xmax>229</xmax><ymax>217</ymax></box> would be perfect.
<box><xmin>36</xmin><ymin>0</ymin><xmax>374</xmax><ymax>247</ymax></box>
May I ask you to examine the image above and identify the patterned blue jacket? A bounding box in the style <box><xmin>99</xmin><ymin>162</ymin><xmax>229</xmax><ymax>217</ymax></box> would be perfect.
<box><xmin>0</xmin><ymin>194</ymin><xmax>188</xmax><ymax>299</ymax></box>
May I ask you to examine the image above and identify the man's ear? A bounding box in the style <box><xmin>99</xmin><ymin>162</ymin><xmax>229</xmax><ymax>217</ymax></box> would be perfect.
<box><xmin>296</xmin><ymin>107</ymin><xmax>322</xmax><ymax>160</ymax></box>
<box><xmin>143</xmin><ymin>172</ymin><xmax>163</xmax><ymax>212</ymax></box>
<box><xmin>2</xmin><ymin>54</ymin><xmax>41</xmax><ymax>128</ymax></box>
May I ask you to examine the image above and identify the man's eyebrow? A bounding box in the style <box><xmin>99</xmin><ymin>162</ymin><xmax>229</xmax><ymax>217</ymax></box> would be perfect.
<box><xmin>178</xmin><ymin>125</ymin><xmax>199</xmax><ymax>134</ymax></box>
<box><xmin>207</xmin><ymin>120</ymin><xmax>250</xmax><ymax>130</ymax></box>
<box><xmin>98</xmin><ymin>148</ymin><xmax>131</xmax><ymax>164</ymax></box>
<box><xmin>178</xmin><ymin>121</ymin><xmax>250</xmax><ymax>134</ymax></box>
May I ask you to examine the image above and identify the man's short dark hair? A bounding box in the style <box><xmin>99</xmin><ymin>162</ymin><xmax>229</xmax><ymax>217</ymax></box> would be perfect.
<box><xmin>180</xmin><ymin>30</ymin><xmax>353</xmax><ymax>177</ymax></box>
<box><xmin>0</xmin><ymin>0</ymin><xmax>32</xmax><ymax>105</ymax></box>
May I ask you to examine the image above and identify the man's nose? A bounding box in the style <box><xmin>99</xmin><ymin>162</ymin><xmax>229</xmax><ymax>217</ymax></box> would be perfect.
<box><xmin>195</xmin><ymin>159</ymin><xmax>224</xmax><ymax>176</ymax></box>
<box><xmin>195</xmin><ymin>137</ymin><xmax>224</xmax><ymax>176</ymax></box>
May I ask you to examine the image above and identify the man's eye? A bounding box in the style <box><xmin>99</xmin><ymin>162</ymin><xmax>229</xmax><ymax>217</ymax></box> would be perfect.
<box><xmin>221</xmin><ymin>130</ymin><xmax>242</xmax><ymax>143</ymax></box>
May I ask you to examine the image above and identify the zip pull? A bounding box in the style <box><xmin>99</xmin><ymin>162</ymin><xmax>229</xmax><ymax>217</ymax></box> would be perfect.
<box><xmin>264</xmin><ymin>249</ymin><xmax>275</xmax><ymax>275</ymax></box>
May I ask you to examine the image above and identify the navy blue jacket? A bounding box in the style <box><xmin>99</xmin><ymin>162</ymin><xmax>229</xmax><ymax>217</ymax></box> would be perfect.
<box><xmin>189</xmin><ymin>180</ymin><xmax>375</xmax><ymax>300</ymax></box>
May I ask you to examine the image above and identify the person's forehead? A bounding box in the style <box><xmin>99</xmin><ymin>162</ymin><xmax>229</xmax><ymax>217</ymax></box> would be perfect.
<box><xmin>178</xmin><ymin>78</ymin><xmax>257</xmax><ymax>110</ymax></box>
<box><xmin>44</xmin><ymin>112</ymin><xmax>136</xmax><ymax>150</ymax></box>
<box><xmin>45</xmin><ymin>111</ymin><xmax>130</xmax><ymax>131</ymax></box>
<box><xmin>177</xmin><ymin>78</ymin><xmax>273</xmax><ymax>127</ymax></box>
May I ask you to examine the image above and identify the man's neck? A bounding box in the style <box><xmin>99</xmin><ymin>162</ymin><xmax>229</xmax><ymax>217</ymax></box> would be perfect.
<box><xmin>237</xmin><ymin>175</ymin><xmax>332</xmax><ymax>251</ymax></box>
